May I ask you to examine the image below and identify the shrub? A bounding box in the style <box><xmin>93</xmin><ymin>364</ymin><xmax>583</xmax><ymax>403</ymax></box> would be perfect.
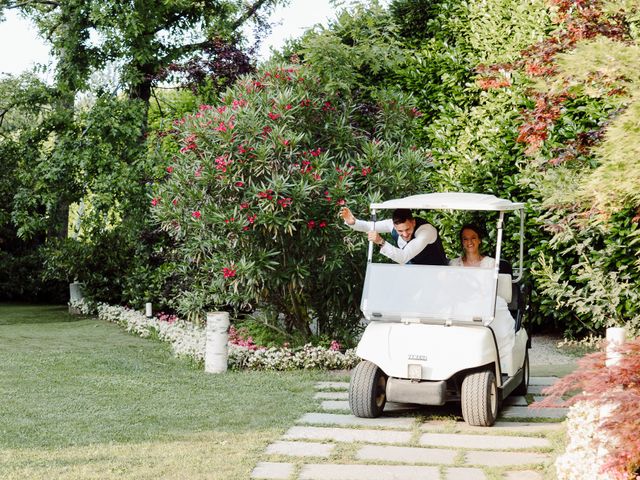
<box><xmin>536</xmin><ymin>338</ymin><xmax>640</xmax><ymax>479</ymax></box>
<box><xmin>151</xmin><ymin>62</ymin><xmax>432</xmax><ymax>338</ymax></box>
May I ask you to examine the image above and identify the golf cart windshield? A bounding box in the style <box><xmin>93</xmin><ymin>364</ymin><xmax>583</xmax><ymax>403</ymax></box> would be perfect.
<box><xmin>361</xmin><ymin>193</ymin><xmax>524</xmax><ymax>326</ymax></box>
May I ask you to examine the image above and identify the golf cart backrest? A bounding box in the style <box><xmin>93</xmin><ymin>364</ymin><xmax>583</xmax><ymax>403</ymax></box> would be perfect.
<box><xmin>361</xmin><ymin>263</ymin><xmax>497</xmax><ymax>324</ymax></box>
<box><xmin>497</xmin><ymin>274</ymin><xmax>512</xmax><ymax>303</ymax></box>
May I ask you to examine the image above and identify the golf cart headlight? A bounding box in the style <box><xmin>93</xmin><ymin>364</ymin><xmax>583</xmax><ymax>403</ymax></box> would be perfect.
<box><xmin>408</xmin><ymin>363</ymin><xmax>422</xmax><ymax>380</ymax></box>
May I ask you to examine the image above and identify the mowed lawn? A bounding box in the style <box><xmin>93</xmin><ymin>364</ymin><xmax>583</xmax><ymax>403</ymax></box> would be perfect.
<box><xmin>0</xmin><ymin>304</ymin><xmax>327</xmax><ymax>479</ymax></box>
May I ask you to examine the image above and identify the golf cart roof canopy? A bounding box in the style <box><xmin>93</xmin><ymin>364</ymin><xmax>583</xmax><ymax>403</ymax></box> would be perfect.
<box><xmin>370</xmin><ymin>192</ymin><xmax>524</xmax><ymax>212</ymax></box>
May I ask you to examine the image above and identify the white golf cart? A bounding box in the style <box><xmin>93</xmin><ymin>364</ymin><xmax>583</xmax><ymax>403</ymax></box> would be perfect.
<box><xmin>349</xmin><ymin>192</ymin><xmax>529</xmax><ymax>426</ymax></box>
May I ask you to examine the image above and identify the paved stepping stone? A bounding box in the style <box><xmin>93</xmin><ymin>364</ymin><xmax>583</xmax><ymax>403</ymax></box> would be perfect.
<box><xmin>315</xmin><ymin>381</ymin><xmax>349</xmax><ymax>390</ymax></box>
<box><xmin>251</xmin><ymin>461</ymin><xmax>294</xmax><ymax>479</ymax></box>
<box><xmin>446</xmin><ymin>467</ymin><xmax>487</xmax><ymax>479</ymax></box>
<box><xmin>503</xmin><ymin>470</ymin><xmax>544</xmax><ymax>479</ymax></box>
<box><xmin>314</xmin><ymin>391</ymin><xmax>348</xmax><ymax>400</ymax></box>
<box><xmin>321</xmin><ymin>400</ymin><xmax>350</xmax><ymax>410</ymax></box>
<box><xmin>501</xmin><ymin>406</ymin><xmax>567</xmax><ymax>419</ymax></box>
<box><xmin>419</xmin><ymin>433</ymin><xmax>551</xmax><ymax>450</ymax></box>
<box><xmin>504</xmin><ymin>395</ymin><xmax>529</xmax><ymax>406</ymax></box>
<box><xmin>356</xmin><ymin>445</ymin><xmax>457</xmax><ymax>464</ymax></box>
<box><xmin>284</xmin><ymin>425</ymin><xmax>412</xmax><ymax>444</ymax></box>
<box><xmin>298</xmin><ymin>412</ymin><xmax>414</xmax><ymax>429</ymax></box>
<box><xmin>298</xmin><ymin>463</ymin><xmax>440</xmax><ymax>480</ymax></box>
<box><xmin>529</xmin><ymin>377</ymin><xmax>558</xmax><ymax>386</ymax></box>
<box><xmin>527</xmin><ymin>385</ymin><xmax>549</xmax><ymax>395</ymax></box>
<box><xmin>455</xmin><ymin>421</ymin><xmax>564</xmax><ymax>434</ymax></box>
<box><xmin>465</xmin><ymin>450</ymin><xmax>550</xmax><ymax>467</ymax></box>
<box><xmin>265</xmin><ymin>441</ymin><xmax>335</xmax><ymax>457</ymax></box>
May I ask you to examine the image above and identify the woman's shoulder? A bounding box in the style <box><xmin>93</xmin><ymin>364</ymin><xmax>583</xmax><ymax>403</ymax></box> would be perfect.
<box><xmin>480</xmin><ymin>256</ymin><xmax>495</xmax><ymax>268</ymax></box>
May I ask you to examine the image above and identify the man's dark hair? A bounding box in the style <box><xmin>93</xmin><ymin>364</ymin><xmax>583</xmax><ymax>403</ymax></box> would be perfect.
<box><xmin>392</xmin><ymin>208</ymin><xmax>414</xmax><ymax>224</ymax></box>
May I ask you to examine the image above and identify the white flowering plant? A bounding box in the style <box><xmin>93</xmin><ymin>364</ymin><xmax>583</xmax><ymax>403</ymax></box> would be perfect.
<box><xmin>97</xmin><ymin>304</ymin><xmax>359</xmax><ymax>371</ymax></box>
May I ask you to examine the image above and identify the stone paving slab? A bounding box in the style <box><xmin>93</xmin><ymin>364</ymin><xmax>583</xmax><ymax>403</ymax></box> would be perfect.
<box><xmin>298</xmin><ymin>412</ymin><xmax>415</xmax><ymax>429</ymax></box>
<box><xmin>251</xmin><ymin>461</ymin><xmax>294</xmax><ymax>479</ymax></box>
<box><xmin>284</xmin><ymin>425</ymin><xmax>412</xmax><ymax>444</ymax></box>
<box><xmin>419</xmin><ymin>433</ymin><xmax>551</xmax><ymax>450</ymax></box>
<box><xmin>465</xmin><ymin>450</ymin><xmax>550</xmax><ymax>467</ymax></box>
<box><xmin>457</xmin><ymin>421</ymin><xmax>564</xmax><ymax>434</ymax></box>
<box><xmin>504</xmin><ymin>395</ymin><xmax>529</xmax><ymax>406</ymax></box>
<box><xmin>356</xmin><ymin>445</ymin><xmax>457</xmax><ymax>465</ymax></box>
<box><xmin>321</xmin><ymin>400</ymin><xmax>350</xmax><ymax>411</ymax></box>
<box><xmin>527</xmin><ymin>385</ymin><xmax>549</xmax><ymax>395</ymax></box>
<box><xmin>446</xmin><ymin>467</ymin><xmax>487</xmax><ymax>480</ymax></box>
<box><xmin>298</xmin><ymin>463</ymin><xmax>440</xmax><ymax>480</ymax></box>
<box><xmin>503</xmin><ymin>470</ymin><xmax>544</xmax><ymax>479</ymax></box>
<box><xmin>501</xmin><ymin>406</ymin><xmax>567</xmax><ymax>419</ymax></box>
<box><xmin>315</xmin><ymin>381</ymin><xmax>349</xmax><ymax>390</ymax></box>
<box><xmin>529</xmin><ymin>377</ymin><xmax>558</xmax><ymax>386</ymax></box>
<box><xmin>265</xmin><ymin>441</ymin><xmax>335</xmax><ymax>458</ymax></box>
<box><xmin>419</xmin><ymin>420</ymin><xmax>564</xmax><ymax>434</ymax></box>
<box><xmin>314</xmin><ymin>391</ymin><xmax>349</xmax><ymax>400</ymax></box>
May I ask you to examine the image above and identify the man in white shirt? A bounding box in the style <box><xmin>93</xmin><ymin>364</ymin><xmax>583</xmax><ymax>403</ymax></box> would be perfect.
<box><xmin>340</xmin><ymin>207</ymin><xmax>448</xmax><ymax>265</ymax></box>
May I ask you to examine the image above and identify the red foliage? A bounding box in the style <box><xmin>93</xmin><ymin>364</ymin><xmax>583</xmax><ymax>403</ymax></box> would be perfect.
<box><xmin>534</xmin><ymin>338</ymin><xmax>640</xmax><ymax>478</ymax></box>
<box><xmin>497</xmin><ymin>0</ymin><xmax>628</xmax><ymax>155</ymax></box>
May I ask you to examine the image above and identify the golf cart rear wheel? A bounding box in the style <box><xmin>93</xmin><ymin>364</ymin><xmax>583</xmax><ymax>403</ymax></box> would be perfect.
<box><xmin>514</xmin><ymin>351</ymin><xmax>529</xmax><ymax>396</ymax></box>
<box><xmin>349</xmin><ymin>360</ymin><xmax>387</xmax><ymax>418</ymax></box>
<box><xmin>461</xmin><ymin>369</ymin><xmax>498</xmax><ymax>427</ymax></box>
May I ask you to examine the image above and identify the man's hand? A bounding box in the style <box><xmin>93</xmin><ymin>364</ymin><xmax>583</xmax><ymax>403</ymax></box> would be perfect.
<box><xmin>367</xmin><ymin>231</ymin><xmax>385</xmax><ymax>246</ymax></box>
<box><xmin>340</xmin><ymin>207</ymin><xmax>356</xmax><ymax>225</ymax></box>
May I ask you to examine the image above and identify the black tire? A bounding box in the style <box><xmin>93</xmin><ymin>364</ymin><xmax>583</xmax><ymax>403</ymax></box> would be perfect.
<box><xmin>349</xmin><ymin>360</ymin><xmax>387</xmax><ymax>418</ymax></box>
<box><xmin>461</xmin><ymin>369</ymin><xmax>498</xmax><ymax>426</ymax></box>
<box><xmin>514</xmin><ymin>351</ymin><xmax>529</xmax><ymax>396</ymax></box>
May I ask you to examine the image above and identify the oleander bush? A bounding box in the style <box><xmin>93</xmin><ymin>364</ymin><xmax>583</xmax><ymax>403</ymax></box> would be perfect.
<box><xmin>151</xmin><ymin>61</ymin><xmax>432</xmax><ymax>338</ymax></box>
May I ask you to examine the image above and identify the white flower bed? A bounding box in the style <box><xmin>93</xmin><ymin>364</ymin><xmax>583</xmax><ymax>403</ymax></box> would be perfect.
<box><xmin>556</xmin><ymin>401</ymin><xmax>617</xmax><ymax>480</ymax></box>
<box><xmin>97</xmin><ymin>304</ymin><xmax>359</xmax><ymax>370</ymax></box>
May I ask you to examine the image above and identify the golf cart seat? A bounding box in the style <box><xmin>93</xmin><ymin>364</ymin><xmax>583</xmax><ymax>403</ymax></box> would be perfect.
<box><xmin>499</xmin><ymin>259</ymin><xmax>525</xmax><ymax>331</ymax></box>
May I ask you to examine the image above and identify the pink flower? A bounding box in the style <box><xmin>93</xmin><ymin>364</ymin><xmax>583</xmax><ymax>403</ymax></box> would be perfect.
<box><xmin>268</xmin><ymin>112</ymin><xmax>281</xmax><ymax>120</ymax></box>
<box><xmin>192</xmin><ymin>211</ymin><xmax>201</xmax><ymax>219</ymax></box>
<box><xmin>247</xmin><ymin>214</ymin><xmax>257</xmax><ymax>224</ymax></box>
<box><xmin>277</xmin><ymin>197</ymin><xmax>292</xmax><ymax>208</ymax></box>
<box><xmin>258</xmin><ymin>189</ymin><xmax>274</xmax><ymax>200</ymax></box>
<box><xmin>222</xmin><ymin>267</ymin><xmax>236</xmax><ymax>278</ymax></box>
<box><xmin>215</xmin><ymin>122</ymin><xmax>227</xmax><ymax>132</ymax></box>
<box><xmin>243</xmin><ymin>226</ymin><xmax>250</xmax><ymax>231</ymax></box>
<box><xmin>262</xmin><ymin>126</ymin><xmax>272</xmax><ymax>136</ymax></box>
<box><xmin>166</xmin><ymin>166</ymin><xmax>174</xmax><ymax>173</ymax></box>
<box><xmin>172</xmin><ymin>199</ymin><xmax>178</xmax><ymax>206</ymax></box>
<box><xmin>217</xmin><ymin>106</ymin><xmax>227</xmax><ymax>113</ymax></box>
<box><xmin>151</xmin><ymin>198</ymin><xmax>160</xmax><ymax>206</ymax></box>
<box><xmin>337</xmin><ymin>199</ymin><xmax>346</xmax><ymax>206</ymax></box>
<box><xmin>195</xmin><ymin>166</ymin><xmax>203</xmax><ymax>177</ymax></box>
<box><xmin>361</xmin><ymin>167</ymin><xmax>372</xmax><ymax>176</ymax></box>
<box><xmin>284</xmin><ymin>104</ymin><xmax>292</xmax><ymax>110</ymax></box>
<box><xmin>224</xmin><ymin>217</ymin><xmax>235</xmax><ymax>224</ymax></box>
<box><xmin>240</xmin><ymin>202</ymin><xmax>249</xmax><ymax>210</ymax></box>
<box><xmin>319</xmin><ymin>220</ymin><xmax>327</xmax><ymax>228</ymax></box>
<box><xmin>330</xmin><ymin>340</ymin><xmax>341</xmax><ymax>351</ymax></box>
<box><xmin>307</xmin><ymin>220</ymin><xmax>316</xmax><ymax>229</ymax></box>
<box><xmin>235</xmin><ymin>181</ymin><xmax>245</xmax><ymax>187</ymax></box>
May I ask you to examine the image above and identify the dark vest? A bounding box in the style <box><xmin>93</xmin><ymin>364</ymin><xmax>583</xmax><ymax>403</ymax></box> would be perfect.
<box><xmin>391</xmin><ymin>218</ymin><xmax>448</xmax><ymax>266</ymax></box>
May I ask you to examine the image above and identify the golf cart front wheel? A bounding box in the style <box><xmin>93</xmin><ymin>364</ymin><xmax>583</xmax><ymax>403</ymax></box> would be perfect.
<box><xmin>461</xmin><ymin>369</ymin><xmax>498</xmax><ymax>427</ymax></box>
<box><xmin>349</xmin><ymin>360</ymin><xmax>387</xmax><ymax>418</ymax></box>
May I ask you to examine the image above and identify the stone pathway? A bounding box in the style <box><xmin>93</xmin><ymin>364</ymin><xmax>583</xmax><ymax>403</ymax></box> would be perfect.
<box><xmin>251</xmin><ymin>377</ymin><xmax>567</xmax><ymax>480</ymax></box>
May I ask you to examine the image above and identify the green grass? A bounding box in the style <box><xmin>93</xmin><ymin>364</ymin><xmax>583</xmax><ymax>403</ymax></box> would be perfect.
<box><xmin>0</xmin><ymin>303</ymin><xmax>325</xmax><ymax>479</ymax></box>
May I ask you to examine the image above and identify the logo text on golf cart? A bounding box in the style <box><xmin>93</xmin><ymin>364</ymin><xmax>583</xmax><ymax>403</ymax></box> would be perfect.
<box><xmin>408</xmin><ymin>354</ymin><xmax>428</xmax><ymax>361</ymax></box>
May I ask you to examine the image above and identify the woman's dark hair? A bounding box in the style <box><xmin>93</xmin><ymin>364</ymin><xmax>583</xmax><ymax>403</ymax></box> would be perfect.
<box><xmin>459</xmin><ymin>223</ymin><xmax>484</xmax><ymax>243</ymax></box>
<box><xmin>392</xmin><ymin>208</ymin><xmax>414</xmax><ymax>224</ymax></box>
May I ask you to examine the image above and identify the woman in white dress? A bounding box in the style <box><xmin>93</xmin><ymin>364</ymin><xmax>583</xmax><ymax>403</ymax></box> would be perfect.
<box><xmin>450</xmin><ymin>224</ymin><xmax>515</xmax><ymax>371</ymax></box>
